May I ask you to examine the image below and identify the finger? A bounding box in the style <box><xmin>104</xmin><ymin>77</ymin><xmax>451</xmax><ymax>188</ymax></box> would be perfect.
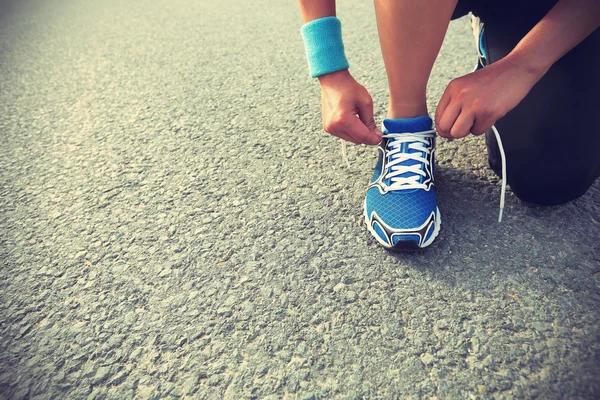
<box><xmin>345</xmin><ymin>115</ymin><xmax>381</xmax><ymax>145</ymax></box>
<box><xmin>325</xmin><ymin>128</ymin><xmax>361</xmax><ymax>145</ymax></box>
<box><xmin>450</xmin><ymin>111</ymin><xmax>475</xmax><ymax>139</ymax></box>
<box><xmin>435</xmin><ymin>90</ymin><xmax>452</xmax><ymax>127</ymax></box>
<box><xmin>356</xmin><ymin>97</ymin><xmax>373</xmax><ymax>124</ymax></box>
<box><xmin>471</xmin><ymin>117</ymin><xmax>495</xmax><ymax>136</ymax></box>
<box><xmin>356</xmin><ymin>98</ymin><xmax>384</xmax><ymax>142</ymax></box>
<box><xmin>363</xmin><ymin>117</ymin><xmax>378</xmax><ymax>133</ymax></box>
<box><xmin>322</xmin><ymin>117</ymin><xmax>361</xmax><ymax>144</ymax></box>
<box><xmin>436</xmin><ymin>103</ymin><xmax>461</xmax><ymax>138</ymax></box>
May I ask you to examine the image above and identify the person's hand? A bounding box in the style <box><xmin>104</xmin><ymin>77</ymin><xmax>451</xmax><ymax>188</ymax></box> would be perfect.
<box><xmin>435</xmin><ymin>58</ymin><xmax>541</xmax><ymax>139</ymax></box>
<box><xmin>318</xmin><ymin>69</ymin><xmax>383</xmax><ymax>145</ymax></box>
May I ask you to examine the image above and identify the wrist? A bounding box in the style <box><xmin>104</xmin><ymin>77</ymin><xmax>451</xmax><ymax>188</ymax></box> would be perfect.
<box><xmin>502</xmin><ymin>49</ymin><xmax>550</xmax><ymax>82</ymax></box>
<box><xmin>317</xmin><ymin>69</ymin><xmax>351</xmax><ymax>86</ymax></box>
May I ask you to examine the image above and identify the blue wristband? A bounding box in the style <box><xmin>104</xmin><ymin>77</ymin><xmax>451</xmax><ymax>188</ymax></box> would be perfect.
<box><xmin>301</xmin><ymin>16</ymin><xmax>349</xmax><ymax>79</ymax></box>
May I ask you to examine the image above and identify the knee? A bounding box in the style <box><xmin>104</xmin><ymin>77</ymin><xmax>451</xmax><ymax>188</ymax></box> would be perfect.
<box><xmin>508</xmin><ymin>172</ymin><xmax>592</xmax><ymax>206</ymax></box>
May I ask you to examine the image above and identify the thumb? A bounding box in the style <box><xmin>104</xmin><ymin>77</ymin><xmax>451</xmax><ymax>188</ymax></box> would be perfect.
<box><xmin>356</xmin><ymin>97</ymin><xmax>383</xmax><ymax>143</ymax></box>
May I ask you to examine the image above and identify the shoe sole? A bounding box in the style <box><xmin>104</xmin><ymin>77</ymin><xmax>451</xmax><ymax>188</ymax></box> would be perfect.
<box><xmin>363</xmin><ymin>204</ymin><xmax>441</xmax><ymax>251</ymax></box>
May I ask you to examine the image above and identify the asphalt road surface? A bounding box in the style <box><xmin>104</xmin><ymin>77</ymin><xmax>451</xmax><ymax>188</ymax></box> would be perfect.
<box><xmin>1</xmin><ymin>0</ymin><xmax>599</xmax><ymax>398</ymax></box>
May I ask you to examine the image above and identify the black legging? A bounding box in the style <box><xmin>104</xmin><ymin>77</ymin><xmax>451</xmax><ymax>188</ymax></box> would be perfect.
<box><xmin>454</xmin><ymin>0</ymin><xmax>600</xmax><ymax>205</ymax></box>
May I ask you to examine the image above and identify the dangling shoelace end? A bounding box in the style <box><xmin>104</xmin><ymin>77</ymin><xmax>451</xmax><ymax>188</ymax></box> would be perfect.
<box><xmin>340</xmin><ymin>139</ymin><xmax>351</xmax><ymax>169</ymax></box>
<box><xmin>491</xmin><ymin>125</ymin><xmax>506</xmax><ymax>223</ymax></box>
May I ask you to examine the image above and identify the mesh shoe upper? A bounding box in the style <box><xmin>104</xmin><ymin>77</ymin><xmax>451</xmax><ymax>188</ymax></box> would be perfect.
<box><xmin>364</xmin><ymin>116</ymin><xmax>439</xmax><ymax>248</ymax></box>
<box><xmin>365</xmin><ymin>186</ymin><xmax>437</xmax><ymax>231</ymax></box>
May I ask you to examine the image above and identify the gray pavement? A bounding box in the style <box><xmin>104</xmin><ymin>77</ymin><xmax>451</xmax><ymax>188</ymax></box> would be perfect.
<box><xmin>1</xmin><ymin>0</ymin><xmax>599</xmax><ymax>398</ymax></box>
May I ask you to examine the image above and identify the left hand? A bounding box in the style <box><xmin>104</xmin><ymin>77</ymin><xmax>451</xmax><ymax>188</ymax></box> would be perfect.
<box><xmin>435</xmin><ymin>58</ymin><xmax>541</xmax><ymax>139</ymax></box>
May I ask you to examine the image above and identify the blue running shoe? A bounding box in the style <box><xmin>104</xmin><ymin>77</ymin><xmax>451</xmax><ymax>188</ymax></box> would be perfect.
<box><xmin>364</xmin><ymin>116</ymin><xmax>440</xmax><ymax>250</ymax></box>
<box><xmin>471</xmin><ymin>16</ymin><xmax>488</xmax><ymax>71</ymax></box>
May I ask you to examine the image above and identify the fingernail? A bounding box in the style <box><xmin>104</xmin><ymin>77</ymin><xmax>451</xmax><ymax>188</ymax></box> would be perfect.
<box><xmin>374</xmin><ymin>128</ymin><xmax>383</xmax><ymax>136</ymax></box>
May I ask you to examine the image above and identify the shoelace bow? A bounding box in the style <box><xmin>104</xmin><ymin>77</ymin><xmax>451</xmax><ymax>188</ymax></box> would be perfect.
<box><xmin>382</xmin><ymin>126</ymin><xmax>506</xmax><ymax>223</ymax></box>
<box><xmin>341</xmin><ymin>126</ymin><xmax>507</xmax><ymax>222</ymax></box>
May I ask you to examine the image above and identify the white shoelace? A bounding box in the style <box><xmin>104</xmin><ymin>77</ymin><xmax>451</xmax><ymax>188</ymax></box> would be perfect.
<box><xmin>383</xmin><ymin>130</ymin><xmax>436</xmax><ymax>191</ymax></box>
<box><xmin>341</xmin><ymin>125</ymin><xmax>507</xmax><ymax>222</ymax></box>
<box><xmin>491</xmin><ymin>125</ymin><xmax>506</xmax><ymax>223</ymax></box>
<box><xmin>384</xmin><ymin>128</ymin><xmax>506</xmax><ymax>222</ymax></box>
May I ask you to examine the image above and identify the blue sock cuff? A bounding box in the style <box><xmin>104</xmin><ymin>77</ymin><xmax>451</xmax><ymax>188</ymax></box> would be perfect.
<box><xmin>301</xmin><ymin>16</ymin><xmax>350</xmax><ymax>78</ymax></box>
<box><xmin>383</xmin><ymin>116</ymin><xmax>433</xmax><ymax>133</ymax></box>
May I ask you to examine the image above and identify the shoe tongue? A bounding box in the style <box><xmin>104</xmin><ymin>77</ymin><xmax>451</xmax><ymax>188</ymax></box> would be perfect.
<box><xmin>382</xmin><ymin>116</ymin><xmax>432</xmax><ymax>133</ymax></box>
<box><xmin>382</xmin><ymin>116</ymin><xmax>433</xmax><ymax>187</ymax></box>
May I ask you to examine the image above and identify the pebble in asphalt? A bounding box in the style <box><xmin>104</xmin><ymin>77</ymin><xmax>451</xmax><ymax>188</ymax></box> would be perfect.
<box><xmin>0</xmin><ymin>0</ymin><xmax>599</xmax><ymax>398</ymax></box>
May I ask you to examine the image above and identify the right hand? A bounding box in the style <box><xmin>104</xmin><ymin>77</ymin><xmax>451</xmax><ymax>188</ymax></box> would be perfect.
<box><xmin>318</xmin><ymin>69</ymin><xmax>383</xmax><ymax>145</ymax></box>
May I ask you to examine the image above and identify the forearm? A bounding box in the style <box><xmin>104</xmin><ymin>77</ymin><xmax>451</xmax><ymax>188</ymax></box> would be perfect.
<box><xmin>504</xmin><ymin>0</ymin><xmax>600</xmax><ymax>79</ymax></box>
<box><xmin>298</xmin><ymin>0</ymin><xmax>336</xmax><ymax>23</ymax></box>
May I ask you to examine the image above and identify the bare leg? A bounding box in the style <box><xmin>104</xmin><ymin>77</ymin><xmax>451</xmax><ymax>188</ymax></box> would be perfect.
<box><xmin>374</xmin><ymin>0</ymin><xmax>458</xmax><ymax>119</ymax></box>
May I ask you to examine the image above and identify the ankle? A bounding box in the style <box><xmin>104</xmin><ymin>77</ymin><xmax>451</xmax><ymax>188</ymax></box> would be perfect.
<box><xmin>387</xmin><ymin>100</ymin><xmax>428</xmax><ymax>119</ymax></box>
